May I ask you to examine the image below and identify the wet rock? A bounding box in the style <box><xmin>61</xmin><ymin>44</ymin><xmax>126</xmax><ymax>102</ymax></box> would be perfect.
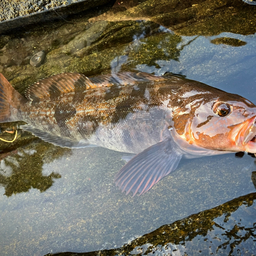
<box><xmin>30</xmin><ymin>50</ymin><xmax>46</xmax><ymax>67</ymax></box>
<box><xmin>91</xmin><ymin>0</ymin><xmax>256</xmax><ymax>36</ymax></box>
<box><xmin>0</xmin><ymin>0</ymin><xmax>114</xmax><ymax>34</ymax></box>
<box><xmin>0</xmin><ymin>0</ymin><xmax>256</xmax><ymax>92</ymax></box>
<box><xmin>252</xmin><ymin>171</ymin><xmax>256</xmax><ymax>189</ymax></box>
<box><xmin>211</xmin><ymin>37</ymin><xmax>247</xmax><ymax>47</ymax></box>
<box><xmin>46</xmin><ymin>193</ymin><xmax>256</xmax><ymax>256</ymax></box>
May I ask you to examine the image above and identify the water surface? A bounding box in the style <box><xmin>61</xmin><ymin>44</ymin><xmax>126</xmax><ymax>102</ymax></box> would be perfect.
<box><xmin>0</xmin><ymin>0</ymin><xmax>256</xmax><ymax>255</ymax></box>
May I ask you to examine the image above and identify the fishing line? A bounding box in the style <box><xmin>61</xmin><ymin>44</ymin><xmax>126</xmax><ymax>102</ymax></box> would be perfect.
<box><xmin>0</xmin><ymin>130</ymin><xmax>18</xmax><ymax>143</ymax></box>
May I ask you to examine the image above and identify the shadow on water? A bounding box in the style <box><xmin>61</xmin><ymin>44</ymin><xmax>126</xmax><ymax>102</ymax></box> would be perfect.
<box><xmin>0</xmin><ymin>0</ymin><xmax>256</xmax><ymax>255</ymax></box>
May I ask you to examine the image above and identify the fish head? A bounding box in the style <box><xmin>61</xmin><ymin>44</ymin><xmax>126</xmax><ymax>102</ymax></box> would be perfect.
<box><xmin>172</xmin><ymin>86</ymin><xmax>256</xmax><ymax>154</ymax></box>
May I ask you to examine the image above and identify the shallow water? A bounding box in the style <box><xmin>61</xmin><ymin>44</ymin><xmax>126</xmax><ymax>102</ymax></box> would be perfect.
<box><xmin>0</xmin><ymin>0</ymin><xmax>256</xmax><ymax>255</ymax></box>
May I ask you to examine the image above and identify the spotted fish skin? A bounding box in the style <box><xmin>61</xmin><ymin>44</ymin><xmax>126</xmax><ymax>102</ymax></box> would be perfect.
<box><xmin>1</xmin><ymin>71</ymin><xmax>256</xmax><ymax>196</ymax></box>
<box><xmin>18</xmin><ymin>72</ymin><xmax>174</xmax><ymax>152</ymax></box>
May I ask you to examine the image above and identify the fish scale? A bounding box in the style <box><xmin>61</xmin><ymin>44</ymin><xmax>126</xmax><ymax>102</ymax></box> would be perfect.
<box><xmin>0</xmin><ymin>71</ymin><xmax>256</xmax><ymax>195</ymax></box>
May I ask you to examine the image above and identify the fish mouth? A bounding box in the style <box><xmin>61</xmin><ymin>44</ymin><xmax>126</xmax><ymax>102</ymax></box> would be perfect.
<box><xmin>230</xmin><ymin>116</ymin><xmax>256</xmax><ymax>153</ymax></box>
<box><xmin>241</xmin><ymin>116</ymin><xmax>256</xmax><ymax>153</ymax></box>
<box><xmin>243</xmin><ymin>117</ymin><xmax>256</xmax><ymax>144</ymax></box>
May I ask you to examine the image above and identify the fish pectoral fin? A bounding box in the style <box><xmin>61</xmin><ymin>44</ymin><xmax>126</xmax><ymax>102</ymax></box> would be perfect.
<box><xmin>115</xmin><ymin>138</ymin><xmax>182</xmax><ymax>196</ymax></box>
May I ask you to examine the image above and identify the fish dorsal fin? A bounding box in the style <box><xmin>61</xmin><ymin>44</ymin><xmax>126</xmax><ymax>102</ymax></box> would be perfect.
<box><xmin>89</xmin><ymin>72</ymin><xmax>164</xmax><ymax>86</ymax></box>
<box><xmin>25</xmin><ymin>72</ymin><xmax>164</xmax><ymax>102</ymax></box>
<box><xmin>25</xmin><ymin>73</ymin><xmax>92</xmax><ymax>102</ymax></box>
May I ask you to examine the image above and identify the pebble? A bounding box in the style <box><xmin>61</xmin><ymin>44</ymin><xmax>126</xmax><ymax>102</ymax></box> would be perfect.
<box><xmin>0</xmin><ymin>0</ymin><xmax>80</xmax><ymax>22</ymax></box>
<box><xmin>30</xmin><ymin>50</ymin><xmax>46</xmax><ymax>67</ymax></box>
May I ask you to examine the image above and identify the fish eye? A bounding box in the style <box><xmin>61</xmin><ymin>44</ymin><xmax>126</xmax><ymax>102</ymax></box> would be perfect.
<box><xmin>213</xmin><ymin>102</ymin><xmax>231</xmax><ymax>117</ymax></box>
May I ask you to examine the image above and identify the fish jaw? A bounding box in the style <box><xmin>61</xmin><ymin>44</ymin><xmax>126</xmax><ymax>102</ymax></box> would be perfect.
<box><xmin>243</xmin><ymin>116</ymin><xmax>256</xmax><ymax>153</ymax></box>
<box><xmin>230</xmin><ymin>116</ymin><xmax>256</xmax><ymax>153</ymax></box>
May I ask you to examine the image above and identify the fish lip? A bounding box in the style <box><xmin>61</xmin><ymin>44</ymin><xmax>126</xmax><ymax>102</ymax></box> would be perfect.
<box><xmin>230</xmin><ymin>115</ymin><xmax>256</xmax><ymax>152</ymax></box>
<box><xmin>242</xmin><ymin>116</ymin><xmax>256</xmax><ymax>146</ymax></box>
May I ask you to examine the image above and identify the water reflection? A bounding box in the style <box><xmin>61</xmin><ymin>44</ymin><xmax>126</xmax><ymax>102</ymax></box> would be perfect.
<box><xmin>243</xmin><ymin>0</ymin><xmax>256</xmax><ymax>5</ymax></box>
<box><xmin>46</xmin><ymin>193</ymin><xmax>256</xmax><ymax>256</ymax></box>
<box><xmin>0</xmin><ymin>142</ymin><xmax>255</xmax><ymax>255</ymax></box>
<box><xmin>0</xmin><ymin>0</ymin><xmax>256</xmax><ymax>255</ymax></box>
<box><xmin>1</xmin><ymin>0</ymin><xmax>256</xmax><ymax>91</ymax></box>
<box><xmin>251</xmin><ymin>171</ymin><xmax>256</xmax><ymax>189</ymax></box>
<box><xmin>0</xmin><ymin>141</ymin><xmax>69</xmax><ymax>196</ymax></box>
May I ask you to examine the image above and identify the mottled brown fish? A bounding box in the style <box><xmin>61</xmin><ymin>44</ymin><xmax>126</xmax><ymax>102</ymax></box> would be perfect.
<box><xmin>0</xmin><ymin>72</ymin><xmax>256</xmax><ymax>196</ymax></box>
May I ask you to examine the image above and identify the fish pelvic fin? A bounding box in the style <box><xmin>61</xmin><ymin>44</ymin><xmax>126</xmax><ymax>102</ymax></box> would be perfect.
<box><xmin>0</xmin><ymin>73</ymin><xmax>27</xmax><ymax>123</ymax></box>
<box><xmin>115</xmin><ymin>137</ymin><xmax>183</xmax><ymax>196</ymax></box>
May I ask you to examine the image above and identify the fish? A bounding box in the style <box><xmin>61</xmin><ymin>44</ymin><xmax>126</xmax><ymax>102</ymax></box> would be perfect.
<box><xmin>0</xmin><ymin>72</ymin><xmax>256</xmax><ymax>196</ymax></box>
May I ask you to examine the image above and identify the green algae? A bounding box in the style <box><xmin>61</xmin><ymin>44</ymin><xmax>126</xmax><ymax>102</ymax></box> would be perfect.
<box><xmin>0</xmin><ymin>140</ymin><xmax>70</xmax><ymax>196</ymax></box>
<box><xmin>211</xmin><ymin>37</ymin><xmax>247</xmax><ymax>47</ymax></box>
<box><xmin>0</xmin><ymin>0</ymin><xmax>255</xmax><ymax>96</ymax></box>
<box><xmin>92</xmin><ymin>0</ymin><xmax>256</xmax><ymax>36</ymax></box>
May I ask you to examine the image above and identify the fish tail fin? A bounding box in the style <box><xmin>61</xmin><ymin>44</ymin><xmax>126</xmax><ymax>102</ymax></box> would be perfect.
<box><xmin>0</xmin><ymin>73</ymin><xmax>27</xmax><ymax>123</ymax></box>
